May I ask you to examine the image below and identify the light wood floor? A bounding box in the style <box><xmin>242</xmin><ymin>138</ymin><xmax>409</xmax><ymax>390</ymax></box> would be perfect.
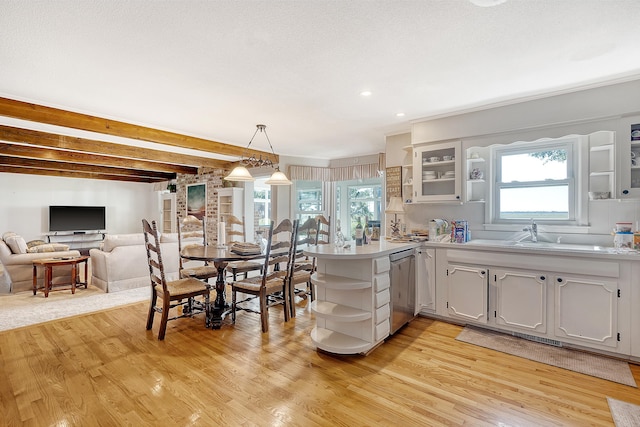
<box><xmin>1</xmin><ymin>297</ymin><xmax>639</xmax><ymax>427</ymax></box>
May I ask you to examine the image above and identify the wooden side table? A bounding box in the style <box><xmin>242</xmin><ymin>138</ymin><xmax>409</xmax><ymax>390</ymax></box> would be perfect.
<box><xmin>32</xmin><ymin>255</ymin><xmax>89</xmax><ymax>297</ymax></box>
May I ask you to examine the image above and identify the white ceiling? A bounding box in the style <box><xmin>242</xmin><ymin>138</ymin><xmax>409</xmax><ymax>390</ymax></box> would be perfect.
<box><xmin>1</xmin><ymin>0</ymin><xmax>640</xmax><ymax>162</ymax></box>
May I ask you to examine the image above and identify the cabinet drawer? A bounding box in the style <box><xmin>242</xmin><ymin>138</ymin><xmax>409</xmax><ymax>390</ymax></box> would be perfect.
<box><xmin>375</xmin><ymin>289</ymin><xmax>390</xmax><ymax>308</ymax></box>
<box><xmin>373</xmin><ymin>274</ymin><xmax>390</xmax><ymax>292</ymax></box>
<box><xmin>375</xmin><ymin>319</ymin><xmax>390</xmax><ymax>341</ymax></box>
<box><xmin>374</xmin><ymin>257</ymin><xmax>390</xmax><ymax>274</ymax></box>
<box><xmin>375</xmin><ymin>304</ymin><xmax>390</xmax><ymax>323</ymax></box>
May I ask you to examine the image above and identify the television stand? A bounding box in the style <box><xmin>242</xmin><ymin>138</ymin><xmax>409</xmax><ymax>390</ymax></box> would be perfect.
<box><xmin>44</xmin><ymin>231</ymin><xmax>105</xmax><ymax>252</ymax></box>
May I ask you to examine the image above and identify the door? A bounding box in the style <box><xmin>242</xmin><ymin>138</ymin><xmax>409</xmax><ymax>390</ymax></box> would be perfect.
<box><xmin>412</xmin><ymin>141</ymin><xmax>462</xmax><ymax>202</ymax></box>
<box><xmin>494</xmin><ymin>268</ymin><xmax>547</xmax><ymax>333</ymax></box>
<box><xmin>416</xmin><ymin>248</ymin><xmax>435</xmax><ymax>314</ymax></box>
<box><xmin>447</xmin><ymin>263</ymin><xmax>488</xmax><ymax>324</ymax></box>
<box><xmin>554</xmin><ymin>274</ymin><xmax>618</xmax><ymax>348</ymax></box>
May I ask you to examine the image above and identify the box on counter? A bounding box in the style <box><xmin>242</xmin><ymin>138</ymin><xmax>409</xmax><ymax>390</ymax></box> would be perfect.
<box><xmin>451</xmin><ymin>220</ymin><xmax>469</xmax><ymax>243</ymax></box>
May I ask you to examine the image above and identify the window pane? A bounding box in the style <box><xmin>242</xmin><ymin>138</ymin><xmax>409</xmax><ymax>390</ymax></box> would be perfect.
<box><xmin>254</xmin><ymin>178</ymin><xmax>271</xmax><ymax>226</ymax></box>
<box><xmin>347</xmin><ymin>183</ymin><xmax>382</xmax><ymax>238</ymax></box>
<box><xmin>501</xmin><ymin>149</ymin><xmax>567</xmax><ymax>183</ymax></box>
<box><xmin>499</xmin><ymin>186</ymin><xmax>569</xmax><ymax>219</ymax></box>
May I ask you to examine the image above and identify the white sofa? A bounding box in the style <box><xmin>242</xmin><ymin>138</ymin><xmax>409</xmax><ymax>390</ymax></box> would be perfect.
<box><xmin>0</xmin><ymin>232</ymin><xmax>82</xmax><ymax>293</ymax></box>
<box><xmin>89</xmin><ymin>233</ymin><xmax>181</xmax><ymax>293</ymax></box>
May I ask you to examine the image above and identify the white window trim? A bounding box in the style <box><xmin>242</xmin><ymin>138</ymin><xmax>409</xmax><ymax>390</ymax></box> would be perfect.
<box><xmin>486</xmin><ymin>136</ymin><xmax>588</xmax><ymax>230</ymax></box>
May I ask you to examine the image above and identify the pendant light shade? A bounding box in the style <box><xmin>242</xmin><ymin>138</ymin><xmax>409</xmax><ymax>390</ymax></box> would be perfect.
<box><xmin>265</xmin><ymin>168</ymin><xmax>292</xmax><ymax>185</ymax></box>
<box><xmin>224</xmin><ymin>165</ymin><xmax>255</xmax><ymax>182</ymax></box>
<box><xmin>224</xmin><ymin>124</ymin><xmax>292</xmax><ymax>185</ymax></box>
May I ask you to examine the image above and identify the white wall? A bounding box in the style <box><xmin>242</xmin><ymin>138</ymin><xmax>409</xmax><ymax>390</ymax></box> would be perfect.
<box><xmin>0</xmin><ymin>173</ymin><xmax>158</xmax><ymax>240</ymax></box>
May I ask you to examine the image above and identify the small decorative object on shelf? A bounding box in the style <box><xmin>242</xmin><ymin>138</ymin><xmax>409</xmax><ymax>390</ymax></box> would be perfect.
<box><xmin>470</xmin><ymin>168</ymin><xmax>483</xmax><ymax>180</ymax></box>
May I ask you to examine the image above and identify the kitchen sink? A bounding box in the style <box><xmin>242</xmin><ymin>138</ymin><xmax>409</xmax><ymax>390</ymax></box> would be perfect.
<box><xmin>465</xmin><ymin>239</ymin><xmax>611</xmax><ymax>253</ymax></box>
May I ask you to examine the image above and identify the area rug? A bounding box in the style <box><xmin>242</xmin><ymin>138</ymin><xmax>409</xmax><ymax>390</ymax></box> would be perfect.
<box><xmin>456</xmin><ymin>326</ymin><xmax>636</xmax><ymax>387</ymax></box>
<box><xmin>608</xmin><ymin>397</ymin><xmax>640</xmax><ymax>427</ymax></box>
<box><xmin>0</xmin><ymin>286</ymin><xmax>149</xmax><ymax>332</ymax></box>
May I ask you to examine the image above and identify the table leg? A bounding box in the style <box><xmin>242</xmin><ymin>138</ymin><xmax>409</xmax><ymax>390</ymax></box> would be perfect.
<box><xmin>32</xmin><ymin>264</ymin><xmax>37</xmax><ymax>295</ymax></box>
<box><xmin>44</xmin><ymin>266</ymin><xmax>52</xmax><ymax>298</ymax></box>
<box><xmin>208</xmin><ymin>262</ymin><xmax>229</xmax><ymax>329</ymax></box>
<box><xmin>71</xmin><ymin>263</ymin><xmax>77</xmax><ymax>294</ymax></box>
<box><xmin>83</xmin><ymin>259</ymin><xmax>88</xmax><ymax>288</ymax></box>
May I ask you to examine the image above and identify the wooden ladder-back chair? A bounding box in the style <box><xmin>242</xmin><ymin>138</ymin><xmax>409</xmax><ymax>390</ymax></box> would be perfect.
<box><xmin>289</xmin><ymin>217</ymin><xmax>316</xmax><ymax>313</ymax></box>
<box><xmin>225</xmin><ymin>214</ymin><xmax>263</xmax><ymax>281</ymax></box>
<box><xmin>287</xmin><ymin>220</ymin><xmax>314</xmax><ymax>318</ymax></box>
<box><xmin>231</xmin><ymin>219</ymin><xmax>295</xmax><ymax>333</ymax></box>
<box><xmin>315</xmin><ymin>214</ymin><xmax>331</xmax><ymax>245</ymax></box>
<box><xmin>143</xmin><ymin>219</ymin><xmax>211</xmax><ymax>340</ymax></box>
<box><xmin>177</xmin><ymin>215</ymin><xmax>218</xmax><ymax>283</ymax></box>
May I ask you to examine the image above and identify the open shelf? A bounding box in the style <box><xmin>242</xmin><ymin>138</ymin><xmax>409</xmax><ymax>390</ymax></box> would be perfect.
<box><xmin>311</xmin><ymin>327</ymin><xmax>372</xmax><ymax>354</ymax></box>
<box><xmin>311</xmin><ymin>300</ymin><xmax>372</xmax><ymax>322</ymax></box>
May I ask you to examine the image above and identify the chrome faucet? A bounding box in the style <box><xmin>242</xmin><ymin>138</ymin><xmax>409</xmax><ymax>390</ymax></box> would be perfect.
<box><xmin>523</xmin><ymin>219</ymin><xmax>538</xmax><ymax>243</ymax></box>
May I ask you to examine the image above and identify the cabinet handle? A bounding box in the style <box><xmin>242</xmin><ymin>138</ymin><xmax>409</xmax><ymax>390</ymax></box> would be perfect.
<box><xmin>557</xmin><ymin>277</ymin><xmax>563</xmax><ymax>283</ymax></box>
<box><xmin>480</xmin><ymin>270</ymin><xmax>486</xmax><ymax>275</ymax></box>
<box><xmin>623</xmin><ymin>189</ymin><xmax>629</xmax><ymax>195</ymax></box>
<box><xmin>540</xmin><ymin>276</ymin><xmax>546</xmax><ymax>281</ymax></box>
<box><xmin>456</xmin><ymin>195</ymin><xmax>461</xmax><ymax>200</ymax></box>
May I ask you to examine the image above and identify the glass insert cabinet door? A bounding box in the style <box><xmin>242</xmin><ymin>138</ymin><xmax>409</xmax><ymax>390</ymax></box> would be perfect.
<box><xmin>412</xmin><ymin>141</ymin><xmax>462</xmax><ymax>202</ymax></box>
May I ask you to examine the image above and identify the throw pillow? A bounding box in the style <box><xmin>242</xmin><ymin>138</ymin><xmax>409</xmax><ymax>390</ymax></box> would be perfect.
<box><xmin>4</xmin><ymin>234</ymin><xmax>28</xmax><ymax>254</ymax></box>
<box><xmin>27</xmin><ymin>239</ymin><xmax>47</xmax><ymax>248</ymax></box>
<box><xmin>2</xmin><ymin>231</ymin><xmax>17</xmax><ymax>241</ymax></box>
<box><xmin>27</xmin><ymin>243</ymin><xmax>71</xmax><ymax>253</ymax></box>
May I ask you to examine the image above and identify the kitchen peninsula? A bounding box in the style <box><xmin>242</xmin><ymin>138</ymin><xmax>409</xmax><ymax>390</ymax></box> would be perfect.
<box><xmin>304</xmin><ymin>240</ymin><xmax>419</xmax><ymax>355</ymax></box>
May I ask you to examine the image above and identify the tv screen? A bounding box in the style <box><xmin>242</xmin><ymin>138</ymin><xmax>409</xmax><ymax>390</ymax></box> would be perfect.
<box><xmin>49</xmin><ymin>206</ymin><xmax>106</xmax><ymax>232</ymax></box>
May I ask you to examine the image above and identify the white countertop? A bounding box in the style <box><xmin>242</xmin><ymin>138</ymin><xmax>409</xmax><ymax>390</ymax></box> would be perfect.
<box><xmin>303</xmin><ymin>241</ymin><xmax>419</xmax><ymax>260</ymax></box>
<box><xmin>420</xmin><ymin>239</ymin><xmax>640</xmax><ymax>261</ymax></box>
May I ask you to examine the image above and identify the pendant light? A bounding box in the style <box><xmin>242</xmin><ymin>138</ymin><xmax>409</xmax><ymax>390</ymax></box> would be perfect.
<box><xmin>224</xmin><ymin>124</ymin><xmax>292</xmax><ymax>185</ymax></box>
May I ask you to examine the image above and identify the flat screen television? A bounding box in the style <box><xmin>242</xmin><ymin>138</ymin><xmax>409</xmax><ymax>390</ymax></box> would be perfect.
<box><xmin>49</xmin><ymin>206</ymin><xmax>106</xmax><ymax>232</ymax></box>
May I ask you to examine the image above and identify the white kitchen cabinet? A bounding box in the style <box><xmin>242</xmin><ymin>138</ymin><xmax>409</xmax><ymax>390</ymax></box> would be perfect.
<box><xmin>619</xmin><ymin>117</ymin><xmax>640</xmax><ymax>198</ymax></box>
<box><xmin>416</xmin><ymin>247</ymin><xmax>435</xmax><ymax>314</ymax></box>
<box><xmin>588</xmin><ymin>131</ymin><xmax>616</xmax><ymax>198</ymax></box>
<box><xmin>401</xmin><ymin>145</ymin><xmax>414</xmax><ymax>204</ymax></box>
<box><xmin>493</xmin><ymin>268</ymin><xmax>547</xmax><ymax>334</ymax></box>
<box><xmin>447</xmin><ymin>263</ymin><xmax>488</xmax><ymax>324</ymax></box>
<box><xmin>554</xmin><ymin>274</ymin><xmax>618</xmax><ymax>349</ymax></box>
<box><xmin>309</xmin><ymin>255</ymin><xmax>391</xmax><ymax>354</ymax></box>
<box><xmin>412</xmin><ymin>141</ymin><xmax>462</xmax><ymax>202</ymax></box>
<box><xmin>465</xmin><ymin>156</ymin><xmax>486</xmax><ymax>203</ymax></box>
<box><xmin>436</xmin><ymin>247</ymin><xmax>629</xmax><ymax>356</ymax></box>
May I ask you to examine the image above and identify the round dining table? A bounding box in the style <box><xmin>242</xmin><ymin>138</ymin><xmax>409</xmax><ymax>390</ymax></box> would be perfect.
<box><xmin>180</xmin><ymin>245</ymin><xmax>266</xmax><ymax>329</ymax></box>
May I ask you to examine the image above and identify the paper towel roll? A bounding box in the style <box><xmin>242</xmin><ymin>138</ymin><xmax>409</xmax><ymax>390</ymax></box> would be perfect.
<box><xmin>218</xmin><ymin>222</ymin><xmax>226</xmax><ymax>246</ymax></box>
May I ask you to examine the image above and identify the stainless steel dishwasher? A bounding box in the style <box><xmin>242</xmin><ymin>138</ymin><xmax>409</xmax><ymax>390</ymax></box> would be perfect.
<box><xmin>389</xmin><ymin>248</ymin><xmax>416</xmax><ymax>334</ymax></box>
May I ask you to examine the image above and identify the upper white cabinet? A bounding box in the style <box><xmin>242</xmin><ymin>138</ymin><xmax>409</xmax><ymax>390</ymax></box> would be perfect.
<box><xmin>621</xmin><ymin>117</ymin><xmax>640</xmax><ymax>198</ymax></box>
<box><xmin>412</xmin><ymin>141</ymin><xmax>462</xmax><ymax>202</ymax></box>
<box><xmin>401</xmin><ymin>145</ymin><xmax>414</xmax><ymax>204</ymax></box>
<box><xmin>588</xmin><ymin>131</ymin><xmax>615</xmax><ymax>198</ymax></box>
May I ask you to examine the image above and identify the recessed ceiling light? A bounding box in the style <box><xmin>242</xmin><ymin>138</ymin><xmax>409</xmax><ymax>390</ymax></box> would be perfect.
<box><xmin>396</xmin><ymin>112</ymin><xmax>405</xmax><ymax>117</ymax></box>
<box><xmin>360</xmin><ymin>91</ymin><xmax>372</xmax><ymax>97</ymax></box>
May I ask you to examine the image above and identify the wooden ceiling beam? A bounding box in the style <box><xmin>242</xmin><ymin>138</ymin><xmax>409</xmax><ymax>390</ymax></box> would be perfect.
<box><xmin>0</xmin><ymin>156</ymin><xmax>176</xmax><ymax>180</ymax></box>
<box><xmin>0</xmin><ymin>124</ymin><xmax>229</xmax><ymax>170</ymax></box>
<box><xmin>0</xmin><ymin>141</ymin><xmax>197</xmax><ymax>174</ymax></box>
<box><xmin>0</xmin><ymin>165</ymin><xmax>166</xmax><ymax>183</ymax></box>
<box><xmin>0</xmin><ymin>97</ymin><xmax>275</xmax><ymax>161</ymax></box>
